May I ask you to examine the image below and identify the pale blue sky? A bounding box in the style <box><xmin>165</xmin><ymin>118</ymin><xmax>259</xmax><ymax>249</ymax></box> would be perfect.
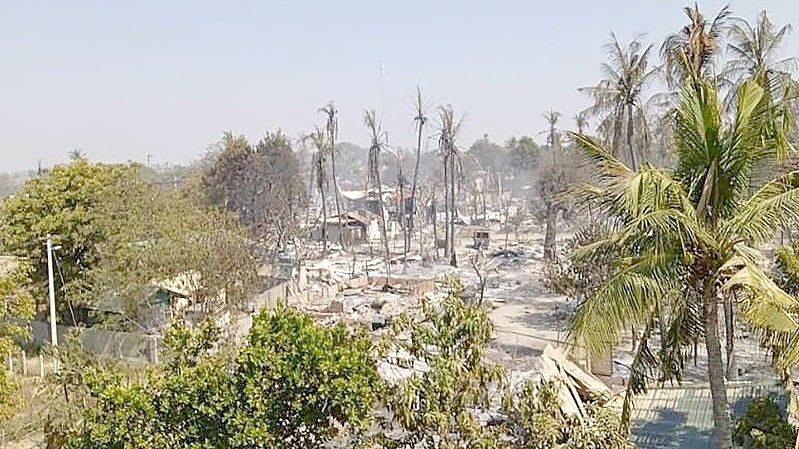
<box><xmin>1</xmin><ymin>1</ymin><xmax>797</xmax><ymax>171</ymax></box>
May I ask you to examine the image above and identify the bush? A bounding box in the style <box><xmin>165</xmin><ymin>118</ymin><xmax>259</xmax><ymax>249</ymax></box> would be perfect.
<box><xmin>54</xmin><ymin>305</ymin><xmax>380</xmax><ymax>449</ymax></box>
<box><xmin>733</xmin><ymin>397</ymin><xmax>796</xmax><ymax>449</ymax></box>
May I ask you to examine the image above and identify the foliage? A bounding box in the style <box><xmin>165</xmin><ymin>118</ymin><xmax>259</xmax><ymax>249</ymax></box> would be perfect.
<box><xmin>508</xmin><ymin>380</ymin><xmax>631</xmax><ymax>449</ymax></box>
<box><xmin>775</xmin><ymin>245</ymin><xmax>799</xmax><ymax>295</ymax></box>
<box><xmin>580</xmin><ymin>34</ymin><xmax>657</xmax><ymax>167</ymax></box>
<box><xmin>0</xmin><ymin>261</ymin><xmax>35</xmax><ymax>419</ymax></box>
<box><xmin>55</xmin><ymin>305</ymin><xmax>380</xmax><ymax>449</ymax></box>
<box><xmin>543</xmin><ymin>223</ymin><xmax>621</xmax><ymax>302</ymax></box>
<box><xmin>201</xmin><ymin>131</ymin><xmax>307</xmax><ymax>252</ymax></box>
<box><xmin>375</xmin><ymin>278</ymin><xmax>506</xmax><ymax>448</ymax></box>
<box><xmin>88</xmin><ymin>185</ymin><xmax>258</xmax><ymax>329</ymax></box>
<box><xmin>0</xmin><ymin>160</ymin><xmax>140</xmax><ymax>309</ymax></box>
<box><xmin>569</xmin><ymin>75</ymin><xmax>798</xmax><ymax>448</ymax></box>
<box><xmin>506</xmin><ymin>136</ymin><xmax>542</xmax><ymax>178</ymax></box>
<box><xmin>733</xmin><ymin>397</ymin><xmax>796</xmax><ymax>449</ymax></box>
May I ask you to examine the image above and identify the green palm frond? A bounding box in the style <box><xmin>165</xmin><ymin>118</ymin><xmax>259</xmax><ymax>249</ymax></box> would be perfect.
<box><xmin>570</xmin><ymin>259</ymin><xmax>679</xmax><ymax>357</ymax></box>
<box><xmin>722</xmin><ymin>255</ymin><xmax>799</xmax><ymax>333</ymax></box>
<box><xmin>570</xmin><ymin>132</ymin><xmax>632</xmax><ymax>180</ymax></box>
<box><xmin>721</xmin><ymin>171</ymin><xmax>799</xmax><ymax>243</ymax></box>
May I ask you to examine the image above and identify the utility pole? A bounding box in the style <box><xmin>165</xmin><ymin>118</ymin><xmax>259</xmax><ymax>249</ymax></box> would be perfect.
<box><xmin>46</xmin><ymin>234</ymin><xmax>58</xmax><ymax>347</ymax></box>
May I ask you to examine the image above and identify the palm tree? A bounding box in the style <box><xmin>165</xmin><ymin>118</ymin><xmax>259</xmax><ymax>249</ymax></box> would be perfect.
<box><xmin>68</xmin><ymin>149</ymin><xmax>86</xmax><ymax>161</ymax></box>
<box><xmin>310</xmin><ymin>129</ymin><xmax>329</xmax><ymax>254</ymax></box>
<box><xmin>364</xmin><ymin>110</ymin><xmax>391</xmax><ymax>283</ymax></box>
<box><xmin>570</xmin><ymin>78</ymin><xmax>798</xmax><ymax>449</ymax></box>
<box><xmin>580</xmin><ymin>34</ymin><xmax>657</xmax><ymax>170</ymax></box>
<box><xmin>410</xmin><ymin>87</ymin><xmax>428</xmax><ymax>256</ymax></box>
<box><xmin>725</xmin><ymin>11</ymin><xmax>795</xmax><ymax>85</ymax></box>
<box><xmin>661</xmin><ymin>4</ymin><xmax>731</xmax><ymax>86</ymax></box>
<box><xmin>574</xmin><ymin>111</ymin><xmax>589</xmax><ymax>135</ymax></box>
<box><xmin>541</xmin><ymin>110</ymin><xmax>562</xmax><ymax>260</ymax></box>
<box><xmin>438</xmin><ymin>105</ymin><xmax>462</xmax><ymax>267</ymax></box>
<box><xmin>543</xmin><ymin>110</ymin><xmax>561</xmax><ymax>165</ymax></box>
<box><xmin>319</xmin><ymin>103</ymin><xmax>346</xmax><ymax>249</ymax></box>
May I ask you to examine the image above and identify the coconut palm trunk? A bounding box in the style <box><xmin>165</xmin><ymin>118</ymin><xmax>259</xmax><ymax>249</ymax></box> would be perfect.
<box><xmin>724</xmin><ymin>297</ymin><xmax>736</xmax><ymax>380</ymax></box>
<box><xmin>443</xmin><ymin>155</ymin><xmax>450</xmax><ymax>260</ymax></box>
<box><xmin>626</xmin><ymin>103</ymin><xmax>639</xmax><ymax>170</ymax></box>
<box><xmin>704</xmin><ymin>279</ymin><xmax>732</xmax><ymax>449</ymax></box>
<box><xmin>448</xmin><ymin>153</ymin><xmax>457</xmax><ymax>267</ymax></box>
<box><xmin>364</xmin><ymin>110</ymin><xmax>392</xmax><ymax>284</ymax></box>
<box><xmin>411</xmin><ymin>88</ymin><xmax>426</xmax><ymax>255</ymax></box>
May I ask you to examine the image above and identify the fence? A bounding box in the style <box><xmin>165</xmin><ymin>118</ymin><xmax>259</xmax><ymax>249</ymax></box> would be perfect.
<box><xmin>28</xmin><ymin>320</ymin><xmax>160</xmax><ymax>364</ymax></box>
<box><xmin>5</xmin><ymin>350</ymin><xmax>57</xmax><ymax>379</ymax></box>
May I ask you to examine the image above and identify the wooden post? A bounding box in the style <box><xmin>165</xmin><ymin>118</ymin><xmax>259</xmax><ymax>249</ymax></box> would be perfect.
<box><xmin>21</xmin><ymin>350</ymin><xmax>27</xmax><ymax>376</ymax></box>
<box><xmin>39</xmin><ymin>354</ymin><xmax>44</xmax><ymax>379</ymax></box>
<box><xmin>7</xmin><ymin>351</ymin><xmax>12</xmax><ymax>373</ymax></box>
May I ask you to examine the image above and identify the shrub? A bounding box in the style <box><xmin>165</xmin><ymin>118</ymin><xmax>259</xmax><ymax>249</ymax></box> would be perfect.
<box><xmin>733</xmin><ymin>397</ymin><xmax>795</xmax><ymax>449</ymax></box>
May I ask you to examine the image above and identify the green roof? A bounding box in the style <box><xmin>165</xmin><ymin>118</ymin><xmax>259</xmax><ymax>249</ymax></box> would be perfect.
<box><xmin>627</xmin><ymin>381</ymin><xmax>786</xmax><ymax>449</ymax></box>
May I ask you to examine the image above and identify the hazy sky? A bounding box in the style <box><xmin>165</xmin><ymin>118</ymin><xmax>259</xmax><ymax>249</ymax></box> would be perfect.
<box><xmin>1</xmin><ymin>1</ymin><xmax>797</xmax><ymax>172</ymax></box>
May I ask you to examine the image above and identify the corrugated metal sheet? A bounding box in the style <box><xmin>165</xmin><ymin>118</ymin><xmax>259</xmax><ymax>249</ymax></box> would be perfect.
<box><xmin>628</xmin><ymin>381</ymin><xmax>785</xmax><ymax>449</ymax></box>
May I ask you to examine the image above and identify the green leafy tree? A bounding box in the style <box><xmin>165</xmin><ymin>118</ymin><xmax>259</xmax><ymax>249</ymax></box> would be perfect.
<box><xmin>0</xmin><ymin>261</ymin><xmax>35</xmax><ymax>419</ymax></box>
<box><xmin>88</xmin><ymin>186</ymin><xmax>258</xmax><ymax>327</ymax></box>
<box><xmin>0</xmin><ymin>160</ymin><xmax>140</xmax><ymax>311</ymax></box>
<box><xmin>506</xmin><ymin>136</ymin><xmax>542</xmax><ymax>178</ymax></box>
<box><xmin>201</xmin><ymin>131</ymin><xmax>307</xmax><ymax>253</ymax></box>
<box><xmin>569</xmin><ymin>77</ymin><xmax>798</xmax><ymax>449</ymax></box>
<box><xmin>375</xmin><ymin>278</ymin><xmax>506</xmax><ymax>448</ymax></box>
<box><xmin>55</xmin><ymin>306</ymin><xmax>380</xmax><ymax>449</ymax></box>
<box><xmin>509</xmin><ymin>380</ymin><xmax>631</xmax><ymax>449</ymax></box>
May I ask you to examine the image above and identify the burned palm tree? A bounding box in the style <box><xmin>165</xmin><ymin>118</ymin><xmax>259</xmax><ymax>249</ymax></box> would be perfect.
<box><xmin>389</xmin><ymin>150</ymin><xmax>411</xmax><ymax>263</ymax></box>
<box><xmin>364</xmin><ymin>110</ymin><xmax>392</xmax><ymax>283</ymax></box>
<box><xmin>310</xmin><ymin>128</ymin><xmax>329</xmax><ymax>254</ymax></box>
<box><xmin>410</xmin><ymin>87</ymin><xmax>428</xmax><ymax>256</ymax></box>
<box><xmin>318</xmin><ymin>102</ymin><xmax>346</xmax><ymax>250</ymax></box>
<box><xmin>661</xmin><ymin>4</ymin><xmax>731</xmax><ymax>86</ymax></box>
<box><xmin>439</xmin><ymin>105</ymin><xmax>462</xmax><ymax>267</ymax></box>
<box><xmin>580</xmin><ymin>34</ymin><xmax>657</xmax><ymax>169</ymax></box>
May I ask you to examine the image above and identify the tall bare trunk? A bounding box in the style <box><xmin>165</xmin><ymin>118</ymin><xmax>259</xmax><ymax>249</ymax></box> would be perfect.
<box><xmin>320</xmin><ymin>184</ymin><xmax>328</xmax><ymax>254</ymax></box>
<box><xmin>724</xmin><ymin>296</ymin><xmax>736</xmax><ymax>381</ymax></box>
<box><xmin>374</xmin><ymin>169</ymin><xmax>391</xmax><ymax>284</ymax></box>
<box><xmin>704</xmin><ymin>283</ymin><xmax>732</xmax><ymax>449</ymax></box>
<box><xmin>411</xmin><ymin>115</ymin><xmax>423</xmax><ymax>247</ymax></box>
<box><xmin>612</xmin><ymin>106</ymin><xmax>623</xmax><ymax>158</ymax></box>
<box><xmin>626</xmin><ymin>103</ymin><xmax>639</xmax><ymax>170</ymax></box>
<box><xmin>330</xmin><ymin>151</ymin><xmax>346</xmax><ymax>249</ymax></box>
<box><xmin>543</xmin><ymin>202</ymin><xmax>557</xmax><ymax>259</ymax></box>
<box><xmin>443</xmin><ymin>156</ymin><xmax>450</xmax><ymax>261</ymax></box>
<box><xmin>432</xmin><ymin>188</ymin><xmax>439</xmax><ymax>260</ymax></box>
<box><xmin>448</xmin><ymin>155</ymin><xmax>457</xmax><ymax>267</ymax></box>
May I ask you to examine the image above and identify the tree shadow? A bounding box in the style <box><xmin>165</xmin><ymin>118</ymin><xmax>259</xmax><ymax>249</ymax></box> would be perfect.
<box><xmin>632</xmin><ymin>408</ymin><xmax>710</xmax><ymax>449</ymax></box>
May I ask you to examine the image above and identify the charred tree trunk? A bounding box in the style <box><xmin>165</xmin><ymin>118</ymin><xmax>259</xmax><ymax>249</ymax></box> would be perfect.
<box><xmin>330</xmin><ymin>152</ymin><xmax>346</xmax><ymax>250</ymax></box>
<box><xmin>320</xmin><ymin>182</ymin><xmax>328</xmax><ymax>254</ymax></box>
<box><xmin>543</xmin><ymin>202</ymin><xmax>557</xmax><ymax>260</ymax></box>
<box><xmin>443</xmin><ymin>156</ymin><xmax>450</xmax><ymax>262</ymax></box>
<box><xmin>374</xmin><ymin>171</ymin><xmax>391</xmax><ymax>284</ymax></box>
<box><xmin>432</xmin><ymin>188</ymin><xmax>439</xmax><ymax>260</ymax></box>
<box><xmin>448</xmin><ymin>155</ymin><xmax>457</xmax><ymax>267</ymax></box>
